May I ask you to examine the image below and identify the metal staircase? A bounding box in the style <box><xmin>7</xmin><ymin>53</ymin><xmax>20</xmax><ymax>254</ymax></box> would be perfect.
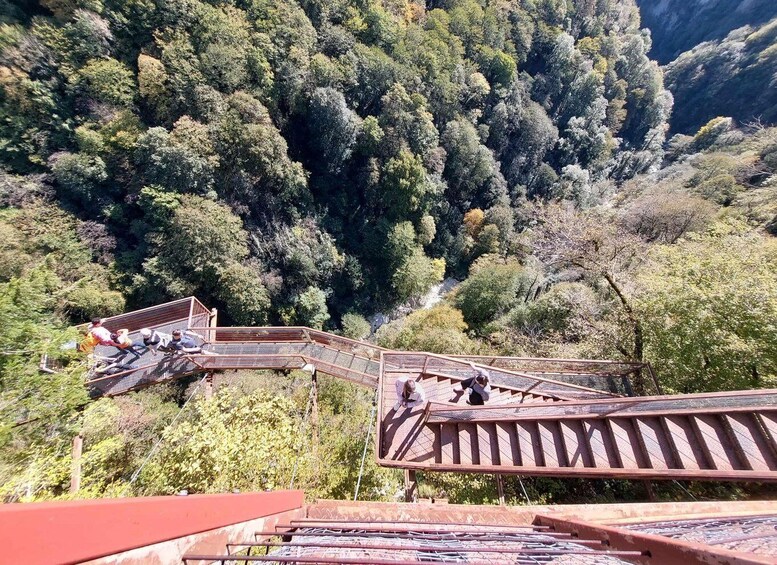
<box><xmin>381</xmin><ymin>388</ymin><xmax>777</xmax><ymax>481</ymax></box>
<box><xmin>84</xmin><ymin>298</ymin><xmax>777</xmax><ymax>483</ymax></box>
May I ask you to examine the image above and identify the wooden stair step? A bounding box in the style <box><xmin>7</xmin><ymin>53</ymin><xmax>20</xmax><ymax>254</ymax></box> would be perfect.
<box><xmin>725</xmin><ymin>414</ymin><xmax>777</xmax><ymax>471</ymax></box>
<box><xmin>496</xmin><ymin>422</ymin><xmax>520</xmax><ymax>466</ymax></box>
<box><xmin>440</xmin><ymin>423</ymin><xmax>457</xmax><ymax>465</ymax></box>
<box><xmin>538</xmin><ymin>421</ymin><xmax>567</xmax><ymax>468</ymax></box>
<box><xmin>559</xmin><ymin>420</ymin><xmax>593</xmax><ymax>468</ymax></box>
<box><xmin>516</xmin><ymin>422</ymin><xmax>542</xmax><ymax>466</ymax></box>
<box><xmin>458</xmin><ymin>423</ymin><xmax>479</xmax><ymax>465</ymax></box>
<box><xmin>607</xmin><ymin>418</ymin><xmax>648</xmax><ymax>469</ymax></box>
<box><xmin>691</xmin><ymin>415</ymin><xmax>742</xmax><ymax>471</ymax></box>
<box><xmin>583</xmin><ymin>419</ymin><xmax>621</xmax><ymax>469</ymax></box>
<box><xmin>635</xmin><ymin>417</ymin><xmax>675</xmax><ymax>470</ymax></box>
<box><xmin>663</xmin><ymin>416</ymin><xmax>709</xmax><ymax>470</ymax></box>
<box><xmin>476</xmin><ymin>423</ymin><xmax>500</xmax><ymax>467</ymax></box>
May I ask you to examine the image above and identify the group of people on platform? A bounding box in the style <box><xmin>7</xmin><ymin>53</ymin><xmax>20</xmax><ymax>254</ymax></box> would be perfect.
<box><xmin>393</xmin><ymin>362</ymin><xmax>492</xmax><ymax>412</ymax></box>
<box><xmin>82</xmin><ymin>317</ymin><xmax>210</xmax><ymax>377</ymax></box>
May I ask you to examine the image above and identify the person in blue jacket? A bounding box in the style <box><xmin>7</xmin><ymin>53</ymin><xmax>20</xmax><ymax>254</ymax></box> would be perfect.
<box><xmin>167</xmin><ymin>329</ymin><xmax>204</xmax><ymax>354</ymax></box>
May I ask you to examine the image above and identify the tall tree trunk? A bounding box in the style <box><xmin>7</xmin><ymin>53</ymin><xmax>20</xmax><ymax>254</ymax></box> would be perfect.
<box><xmin>603</xmin><ymin>272</ymin><xmax>645</xmax><ymax>394</ymax></box>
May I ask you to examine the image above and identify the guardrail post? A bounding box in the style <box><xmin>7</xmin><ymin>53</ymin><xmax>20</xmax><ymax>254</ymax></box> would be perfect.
<box><xmin>311</xmin><ymin>370</ymin><xmax>319</xmax><ymax>469</ymax></box>
<box><xmin>209</xmin><ymin>308</ymin><xmax>218</xmax><ymax>343</ymax></box>
<box><xmin>404</xmin><ymin>469</ymin><xmax>417</xmax><ymax>502</ymax></box>
<box><xmin>203</xmin><ymin>372</ymin><xmax>214</xmax><ymax>400</ymax></box>
<box><xmin>496</xmin><ymin>473</ymin><xmax>505</xmax><ymax>505</ymax></box>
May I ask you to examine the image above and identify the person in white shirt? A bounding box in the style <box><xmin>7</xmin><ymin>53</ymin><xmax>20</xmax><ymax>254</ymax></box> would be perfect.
<box><xmin>393</xmin><ymin>376</ymin><xmax>426</xmax><ymax>411</ymax></box>
<box><xmin>87</xmin><ymin>318</ymin><xmax>119</xmax><ymax>347</ymax></box>
<box><xmin>139</xmin><ymin>328</ymin><xmax>172</xmax><ymax>355</ymax></box>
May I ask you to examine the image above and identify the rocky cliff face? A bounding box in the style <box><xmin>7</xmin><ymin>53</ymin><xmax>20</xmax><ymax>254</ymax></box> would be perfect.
<box><xmin>637</xmin><ymin>0</ymin><xmax>777</xmax><ymax>63</ymax></box>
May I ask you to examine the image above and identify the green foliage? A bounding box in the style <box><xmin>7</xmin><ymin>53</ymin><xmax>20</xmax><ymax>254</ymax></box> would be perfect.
<box><xmin>454</xmin><ymin>258</ymin><xmax>540</xmax><ymax>330</ymax></box>
<box><xmin>637</xmin><ymin>224</ymin><xmax>777</xmax><ymax>393</ymax></box>
<box><xmin>665</xmin><ymin>18</ymin><xmax>777</xmax><ymax>134</ymax></box>
<box><xmin>139</xmin><ymin>389</ymin><xmax>297</xmax><ymax>494</ymax></box>
<box><xmin>216</xmin><ymin>262</ymin><xmax>270</xmax><ymax>326</ymax></box>
<box><xmin>0</xmin><ymin>0</ymin><xmax>681</xmax><ymax>329</ymax></box>
<box><xmin>377</xmin><ymin>304</ymin><xmax>477</xmax><ymax>354</ymax></box>
<box><xmin>392</xmin><ymin>248</ymin><xmax>445</xmax><ymax>302</ymax></box>
<box><xmin>63</xmin><ymin>284</ymin><xmax>125</xmax><ymax>320</ymax></box>
<box><xmin>380</xmin><ymin>150</ymin><xmax>431</xmax><ymax>220</ymax></box>
<box><xmin>148</xmin><ymin>195</ymin><xmax>249</xmax><ymax>290</ymax></box>
<box><xmin>295</xmin><ymin>286</ymin><xmax>330</xmax><ymax>329</ymax></box>
<box><xmin>341</xmin><ymin>312</ymin><xmax>370</xmax><ymax>339</ymax></box>
<box><xmin>72</xmin><ymin>58</ymin><xmax>135</xmax><ymax>106</ymax></box>
<box><xmin>0</xmin><ymin>267</ymin><xmax>88</xmax><ymax>501</ymax></box>
<box><xmin>51</xmin><ymin>153</ymin><xmax>107</xmax><ymax>207</ymax></box>
<box><xmin>135</xmin><ymin>125</ymin><xmax>216</xmax><ymax>194</ymax></box>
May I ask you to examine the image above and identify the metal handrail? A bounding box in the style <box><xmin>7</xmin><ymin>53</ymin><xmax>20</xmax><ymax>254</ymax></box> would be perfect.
<box><xmin>425</xmin><ymin>388</ymin><xmax>777</xmax><ymax>423</ymax></box>
<box><xmin>383</xmin><ymin>351</ymin><xmax>619</xmax><ymax>398</ymax></box>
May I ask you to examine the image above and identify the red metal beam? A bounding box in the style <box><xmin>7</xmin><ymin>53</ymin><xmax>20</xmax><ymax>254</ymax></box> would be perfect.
<box><xmin>0</xmin><ymin>491</ymin><xmax>304</xmax><ymax>565</ymax></box>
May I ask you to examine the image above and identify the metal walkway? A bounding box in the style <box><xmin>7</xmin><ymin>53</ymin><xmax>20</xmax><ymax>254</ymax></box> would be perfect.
<box><xmin>84</xmin><ymin>298</ymin><xmax>777</xmax><ymax>482</ymax></box>
<box><xmin>179</xmin><ymin>510</ymin><xmax>777</xmax><ymax>564</ymax></box>
<box><xmin>181</xmin><ymin>518</ymin><xmax>642</xmax><ymax>564</ymax></box>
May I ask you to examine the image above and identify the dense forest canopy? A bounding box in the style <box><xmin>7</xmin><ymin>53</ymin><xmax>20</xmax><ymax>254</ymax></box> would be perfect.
<box><xmin>0</xmin><ymin>0</ymin><xmax>776</xmax><ymax>504</ymax></box>
<box><xmin>0</xmin><ymin>0</ymin><xmax>671</xmax><ymax>323</ymax></box>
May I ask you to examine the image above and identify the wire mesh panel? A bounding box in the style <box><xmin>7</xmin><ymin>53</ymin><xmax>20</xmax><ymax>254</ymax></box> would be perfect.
<box><xmin>623</xmin><ymin>514</ymin><xmax>777</xmax><ymax>558</ymax></box>
<box><xmin>87</xmin><ymin>355</ymin><xmax>204</xmax><ymax>396</ymax></box>
<box><xmin>183</xmin><ymin>525</ymin><xmax>640</xmax><ymax>564</ymax></box>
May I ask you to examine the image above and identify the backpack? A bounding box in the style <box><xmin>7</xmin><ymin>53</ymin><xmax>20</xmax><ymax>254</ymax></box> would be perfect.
<box><xmin>81</xmin><ymin>332</ymin><xmax>101</xmax><ymax>351</ymax></box>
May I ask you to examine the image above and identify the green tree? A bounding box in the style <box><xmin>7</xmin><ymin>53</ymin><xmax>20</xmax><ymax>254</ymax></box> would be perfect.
<box><xmin>0</xmin><ymin>267</ymin><xmax>88</xmax><ymax>501</ymax></box>
<box><xmin>637</xmin><ymin>223</ymin><xmax>777</xmax><ymax>393</ymax></box>
<box><xmin>380</xmin><ymin>150</ymin><xmax>432</xmax><ymax>221</ymax></box>
<box><xmin>377</xmin><ymin>304</ymin><xmax>477</xmax><ymax>354</ymax></box>
<box><xmin>139</xmin><ymin>390</ymin><xmax>297</xmax><ymax>494</ymax></box>
<box><xmin>72</xmin><ymin>57</ymin><xmax>135</xmax><ymax>106</ymax></box>
<box><xmin>51</xmin><ymin>152</ymin><xmax>107</xmax><ymax>208</ymax></box>
<box><xmin>341</xmin><ymin>312</ymin><xmax>371</xmax><ymax>339</ymax></box>
<box><xmin>441</xmin><ymin>118</ymin><xmax>507</xmax><ymax>210</ymax></box>
<box><xmin>308</xmin><ymin>87</ymin><xmax>360</xmax><ymax>174</ymax></box>
<box><xmin>295</xmin><ymin>286</ymin><xmax>330</xmax><ymax>329</ymax></box>
<box><xmin>216</xmin><ymin>262</ymin><xmax>271</xmax><ymax>326</ymax></box>
<box><xmin>135</xmin><ymin>125</ymin><xmax>216</xmax><ymax>194</ymax></box>
<box><xmin>454</xmin><ymin>259</ymin><xmax>539</xmax><ymax>329</ymax></box>
<box><xmin>148</xmin><ymin>195</ymin><xmax>249</xmax><ymax>291</ymax></box>
<box><xmin>392</xmin><ymin>248</ymin><xmax>445</xmax><ymax>303</ymax></box>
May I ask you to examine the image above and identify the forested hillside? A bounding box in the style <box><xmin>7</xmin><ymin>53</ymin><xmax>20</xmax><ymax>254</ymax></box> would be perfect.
<box><xmin>1</xmin><ymin>0</ymin><xmax>776</xmax><ymax>504</ymax></box>
<box><xmin>636</xmin><ymin>0</ymin><xmax>777</xmax><ymax>64</ymax></box>
<box><xmin>664</xmin><ymin>17</ymin><xmax>777</xmax><ymax>135</ymax></box>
